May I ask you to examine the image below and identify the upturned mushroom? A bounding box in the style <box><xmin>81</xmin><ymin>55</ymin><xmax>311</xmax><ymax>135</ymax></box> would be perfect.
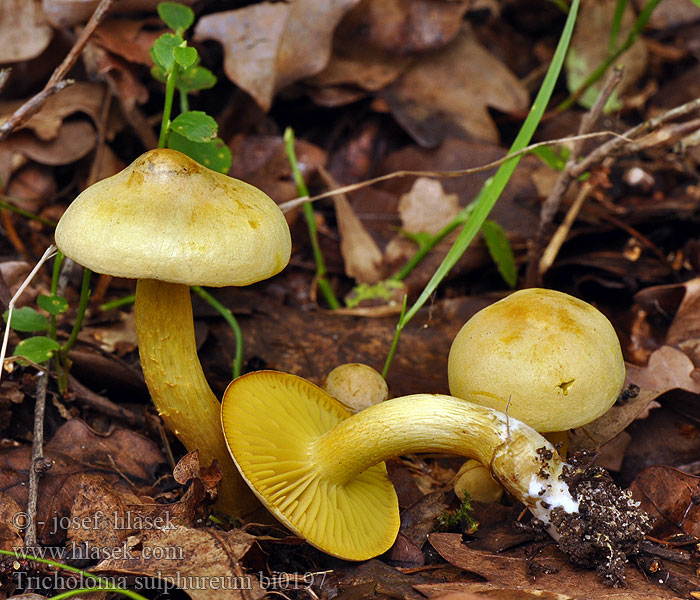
<box><xmin>323</xmin><ymin>363</ymin><xmax>388</xmax><ymax>413</ymax></box>
<box><xmin>55</xmin><ymin>148</ymin><xmax>291</xmax><ymax>517</ymax></box>
<box><xmin>448</xmin><ymin>288</ymin><xmax>626</xmax><ymax>435</ymax></box>
<box><xmin>221</xmin><ymin>370</ymin><xmax>650</xmax><ymax>582</ymax></box>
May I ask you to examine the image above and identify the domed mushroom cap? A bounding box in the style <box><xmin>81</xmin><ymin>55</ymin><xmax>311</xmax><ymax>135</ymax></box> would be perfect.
<box><xmin>448</xmin><ymin>288</ymin><xmax>625</xmax><ymax>432</ymax></box>
<box><xmin>221</xmin><ymin>370</ymin><xmax>399</xmax><ymax>561</ymax></box>
<box><xmin>323</xmin><ymin>363</ymin><xmax>389</xmax><ymax>413</ymax></box>
<box><xmin>55</xmin><ymin>149</ymin><xmax>291</xmax><ymax>287</ymax></box>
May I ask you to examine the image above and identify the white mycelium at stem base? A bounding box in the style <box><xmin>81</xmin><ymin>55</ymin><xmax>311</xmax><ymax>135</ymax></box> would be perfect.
<box><xmin>222</xmin><ymin>371</ymin><xmax>579</xmax><ymax>561</ymax></box>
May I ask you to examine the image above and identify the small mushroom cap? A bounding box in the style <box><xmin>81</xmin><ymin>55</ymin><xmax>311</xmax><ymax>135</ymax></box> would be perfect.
<box><xmin>55</xmin><ymin>149</ymin><xmax>291</xmax><ymax>287</ymax></box>
<box><xmin>323</xmin><ymin>363</ymin><xmax>389</xmax><ymax>413</ymax></box>
<box><xmin>454</xmin><ymin>459</ymin><xmax>503</xmax><ymax>504</ymax></box>
<box><xmin>448</xmin><ymin>288</ymin><xmax>625</xmax><ymax>432</ymax></box>
<box><xmin>221</xmin><ymin>370</ymin><xmax>399</xmax><ymax>561</ymax></box>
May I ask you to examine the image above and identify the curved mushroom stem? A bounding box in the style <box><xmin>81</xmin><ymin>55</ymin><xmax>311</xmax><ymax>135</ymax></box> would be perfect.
<box><xmin>312</xmin><ymin>395</ymin><xmax>578</xmax><ymax>533</ymax></box>
<box><xmin>135</xmin><ymin>278</ymin><xmax>259</xmax><ymax>517</ymax></box>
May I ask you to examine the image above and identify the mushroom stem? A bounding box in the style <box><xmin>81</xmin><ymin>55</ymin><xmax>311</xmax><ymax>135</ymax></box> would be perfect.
<box><xmin>135</xmin><ymin>278</ymin><xmax>259</xmax><ymax>516</ymax></box>
<box><xmin>312</xmin><ymin>394</ymin><xmax>578</xmax><ymax>531</ymax></box>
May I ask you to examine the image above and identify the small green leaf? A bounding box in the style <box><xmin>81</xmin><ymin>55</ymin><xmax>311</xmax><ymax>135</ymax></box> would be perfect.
<box><xmin>174</xmin><ymin>45</ymin><xmax>197</xmax><ymax>69</ymax></box>
<box><xmin>170</xmin><ymin>111</ymin><xmax>217</xmax><ymax>142</ymax></box>
<box><xmin>37</xmin><ymin>295</ymin><xmax>69</xmax><ymax>315</ymax></box>
<box><xmin>530</xmin><ymin>145</ymin><xmax>569</xmax><ymax>172</ymax></box>
<box><xmin>481</xmin><ymin>220</ymin><xmax>517</xmax><ymax>288</ymax></box>
<box><xmin>14</xmin><ymin>336</ymin><xmax>61</xmax><ymax>363</ymax></box>
<box><xmin>167</xmin><ymin>133</ymin><xmax>232</xmax><ymax>173</ymax></box>
<box><xmin>3</xmin><ymin>307</ymin><xmax>49</xmax><ymax>332</ymax></box>
<box><xmin>150</xmin><ymin>65</ymin><xmax>167</xmax><ymax>84</ymax></box>
<box><xmin>150</xmin><ymin>33</ymin><xmax>183</xmax><ymax>73</ymax></box>
<box><xmin>178</xmin><ymin>64</ymin><xmax>216</xmax><ymax>92</ymax></box>
<box><xmin>158</xmin><ymin>1</ymin><xmax>195</xmax><ymax>35</ymax></box>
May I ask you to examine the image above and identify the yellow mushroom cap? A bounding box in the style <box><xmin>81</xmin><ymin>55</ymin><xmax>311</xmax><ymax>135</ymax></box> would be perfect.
<box><xmin>221</xmin><ymin>370</ymin><xmax>399</xmax><ymax>561</ymax></box>
<box><xmin>453</xmin><ymin>459</ymin><xmax>503</xmax><ymax>504</ymax></box>
<box><xmin>323</xmin><ymin>363</ymin><xmax>389</xmax><ymax>413</ymax></box>
<box><xmin>55</xmin><ymin>148</ymin><xmax>291</xmax><ymax>287</ymax></box>
<box><xmin>448</xmin><ymin>288</ymin><xmax>625</xmax><ymax>432</ymax></box>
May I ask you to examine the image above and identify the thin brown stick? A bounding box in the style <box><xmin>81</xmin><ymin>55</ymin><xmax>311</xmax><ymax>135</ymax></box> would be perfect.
<box><xmin>0</xmin><ymin>0</ymin><xmax>118</xmax><ymax>143</ymax></box>
<box><xmin>278</xmin><ymin>131</ymin><xmax>628</xmax><ymax>213</ymax></box>
<box><xmin>525</xmin><ymin>67</ymin><xmax>624</xmax><ymax>286</ymax></box>
<box><xmin>24</xmin><ymin>370</ymin><xmax>50</xmax><ymax>549</ymax></box>
<box><xmin>571</xmin><ymin>95</ymin><xmax>700</xmax><ymax>178</ymax></box>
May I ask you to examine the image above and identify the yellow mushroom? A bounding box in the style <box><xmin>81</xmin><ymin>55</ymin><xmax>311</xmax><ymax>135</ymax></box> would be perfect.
<box><xmin>323</xmin><ymin>363</ymin><xmax>388</xmax><ymax>413</ymax></box>
<box><xmin>448</xmin><ymin>288</ymin><xmax>625</xmax><ymax>434</ymax></box>
<box><xmin>55</xmin><ymin>148</ymin><xmax>291</xmax><ymax>518</ymax></box>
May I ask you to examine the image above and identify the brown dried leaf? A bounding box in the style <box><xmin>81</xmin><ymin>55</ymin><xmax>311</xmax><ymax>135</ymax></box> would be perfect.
<box><xmin>625</xmin><ymin>346</ymin><xmax>700</xmax><ymax>394</ymax></box>
<box><xmin>569</xmin><ymin>388</ymin><xmax>661</xmax><ymax>452</ymax></box>
<box><xmin>0</xmin><ymin>493</ymin><xmax>24</xmax><ymax>550</ymax></box>
<box><xmin>630</xmin><ymin>466</ymin><xmax>700</xmax><ymax>538</ymax></box>
<box><xmin>0</xmin><ymin>419</ymin><xmax>165</xmax><ymax>544</ymax></box>
<box><xmin>399</xmin><ymin>177</ymin><xmax>460</xmax><ymax>235</ymax></box>
<box><xmin>0</xmin><ymin>0</ymin><xmax>53</xmax><ymax>63</ymax></box>
<box><xmin>427</xmin><ymin>533</ymin><xmax>675</xmax><ymax>598</ymax></box>
<box><xmin>0</xmin><ymin>82</ymin><xmax>105</xmax><ymax>141</ymax></box>
<box><xmin>0</xmin><ymin>121</ymin><xmax>97</xmax><ymax>187</ymax></box>
<box><xmin>340</xmin><ymin>0</ymin><xmax>470</xmax><ymax>54</ymax></box>
<box><xmin>194</xmin><ymin>0</ymin><xmax>361</xmax><ymax>111</ymax></box>
<box><xmin>95</xmin><ymin>527</ymin><xmax>264</xmax><ymax>600</ymax></box>
<box><xmin>333</xmin><ymin>192</ymin><xmax>384</xmax><ymax>284</ymax></box>
<box><xmin>382</xmin><ymin>26</ymin><xmax>529</xmax><ymax>146</ymax></box>
<box><xmin>42</xmin><ymin>0</ymin><xmax>196</xmax><ymax>28</ymax></box>
<box><xmin>93</xmin><ymin>18</ymin><xmax>163</xmax><ymax>66</ymax></box>
<box><xmin>306</xmin><ymin>40</ymin><xmax>413</xmax><ymax>95</ymax></box>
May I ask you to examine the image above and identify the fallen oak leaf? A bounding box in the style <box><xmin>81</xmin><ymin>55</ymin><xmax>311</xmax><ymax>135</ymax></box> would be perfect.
<box><xmin>0</xmin><ymin>0</ymin><xmax>53</xmax><ymax>63</ymax></box>
<box><xmin>625</xmin><ymin>345</ymin><xmax>700</xmax><ymax>394</ymax></box>
<box><xmin>193</xmin><ymin>0</ymin><xmax>361</xmax><ymax>111</ymax></box>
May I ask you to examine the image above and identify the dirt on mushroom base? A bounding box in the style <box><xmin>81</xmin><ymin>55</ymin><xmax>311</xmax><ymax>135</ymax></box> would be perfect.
<box><xmin>548</xmin><ymin>451</ymin><xmax>652</xmax><ymax>587</ymax></box>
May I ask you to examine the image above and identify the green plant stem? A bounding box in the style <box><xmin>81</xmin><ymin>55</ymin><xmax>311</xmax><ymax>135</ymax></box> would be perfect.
<box><xmin>179</xmin><ymin>88</ymin><xmax>189</xmax><ymax>113</ymax></box>
<box><xmin>158</xmin><ymin>61</ymin><xmax>180</xmax><ymax>148</ymax></box>
<box><xmin>156</xmin><ymin>61</ymin><xmax>246</xmax><ymax>383</ymax></box>
<box><xmin>192</xmin><ymin>285</ymin><xmax>243</xmax><ymax>379</ymax></box>
<box><xmin>558</xmin><ymin>0</ymin><xmax>660</xmax><ymax>112</ymax></box>
<box><xmin>56</xmin><ymin>266</ymin><xmax>91</xmax><ymax>393</ymax></box>
<box><xmin>0</xmin><ymin>549</ymin><xmax>148</xmax><ymax>600</ymax></box>
<box><xmin>0</xmin><ymin>197</ymin><xmax>56</xmax><ymax>227</ymax></box>
<box><xmin>283</xmin><ymin>127</ymin><xmax>341</xmax><ymax>310</ymax></box>
<box><xmin>609</xmin><ymin>0</ymin><xmax>627</xmax><ymax>52</ymax></box>
<box><xmin>382</xmin><ymin>0</ymin><xmax>580</xmax><ymax>378</ymax></box>
<box><xmin>63</xmin><ymin>267</ymin><xmax>91</xmax><ymax>355</ymax></box>
<box><xmin>391</xmin><ymin>206</ymin><xmax>473</xmax><ymax>281</ymax></box>
<box><xmin>48</xmin><ymin>252</ymin><xmax>65</xmax><ymax>342</ymax></box>
<box><xmin>100</xmin><ymin>293</ymin><xmax>136</xmax><ymax>311</ymax></box>
<box><xmin>50</xmin><ymin>588</ymin><xmax>148</xmax><ymax>600</ymax></box>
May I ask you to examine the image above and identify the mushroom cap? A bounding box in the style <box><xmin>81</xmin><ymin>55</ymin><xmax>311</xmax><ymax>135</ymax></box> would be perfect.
<box><xmin>221</xmin><ymin>370</ymin><xmax>399</xmax><ymax>561</ymax></box>
<box><xmin>453</xmin><ymin>459</ymin><xmax>503</xmax><ymax>504</ymax></box>
<box><xmin>323</xmin><ymin>363</ymin><xmax>389</xmax><ymax>413</ymax></box>
<box><xmin>55</xmin><ymin>149</ymin><xmax>291</xmax><ymax>287</ymax></box>
<box><xmin>448</xmin><ymin>288</ymin><xmax>625</xmax><ymax>432</ymax></box>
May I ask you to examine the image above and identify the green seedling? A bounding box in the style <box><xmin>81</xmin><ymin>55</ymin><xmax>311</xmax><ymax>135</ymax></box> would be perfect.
<box><xmin>437</xmin><ymin>492</ymin><xmax>479</xmax><ymax>533</ymax></box>
<box><xmin>283</xmin><ymin>127</ymin><xmax>341</xmax><ymax>310</ymax></box>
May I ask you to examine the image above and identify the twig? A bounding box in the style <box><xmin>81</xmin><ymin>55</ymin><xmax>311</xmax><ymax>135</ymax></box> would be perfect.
<box><xmin>525</xmin><ymin>67</ymin><xmax>623</xmax><ymax>286</ymax></box>
<box><xmin>571</xmin><ymin>94</ymin><xmax>700</xmax><ymax>178</ymax></box>
<box><xmin>0</xmin><ymin>245</ymin><xmax>57</xmax><ymax>386</ymax></box>
<box><xmin>278</xmin><ymin>131</ymin><xmax>629</xmax><ymax>213</ymax></box>
<box><xmin>0</xmin><ymin>0</ymin><xmax>117</xmax><ymax>143</ymax></box>
<box><xmin>24</xmin><ymin>369</ymin><xmax>50</xmax><ymax>549</ymax></box>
